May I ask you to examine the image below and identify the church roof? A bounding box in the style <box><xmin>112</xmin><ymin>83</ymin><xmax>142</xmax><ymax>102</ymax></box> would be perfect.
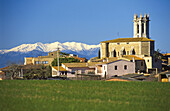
<box><xmin>122</xmin><ymin>55</ymin><xmax>144</xmax><ymax>61</ymax></box>
<box><xmin>100</xmin><ymin>37</ymin><xmax>154</xmax><ymax>43</ymax></box>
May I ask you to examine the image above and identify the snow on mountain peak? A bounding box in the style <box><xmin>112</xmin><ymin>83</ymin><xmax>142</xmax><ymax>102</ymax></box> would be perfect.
<box><xmin>0</xmin><ymin>41</ymin><xmax>100</xmax><ymax>53</ymax></box>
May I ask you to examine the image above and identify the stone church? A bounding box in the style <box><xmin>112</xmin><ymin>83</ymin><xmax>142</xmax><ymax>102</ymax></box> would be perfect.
<box><xmin>100</xmin><ymin>14</ymin><xmax>162</xmax><ymax>73</ymax></box>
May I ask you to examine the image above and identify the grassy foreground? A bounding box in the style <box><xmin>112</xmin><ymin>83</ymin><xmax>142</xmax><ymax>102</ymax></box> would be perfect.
<box><xmin>0</xmin><ymin>80</ymin><xmax>170</xmax><ymax>111</ymax></box>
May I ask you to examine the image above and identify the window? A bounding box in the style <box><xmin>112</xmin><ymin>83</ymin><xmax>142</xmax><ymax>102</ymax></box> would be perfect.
<box><xmin>127</xmin><ymin>42</ymin><xmax>129</xmax><ymax>44</ymax></box>
<box><xmin>148</xmin><ymin>60</ymin><xmax>149</xmax><ymax>62</ymax></box>
<box><xmin>124</xmin><ymin>65</ymin><xmax>127</xmax><ymax>70</ymax></box>
<box><xmin>115</xmin><ymin>66</ymin><xmax>117</xmax><ymax>70</ymax></box>
<box><xmin>42</xmin><ymin>61</ymin><xmax>48</xmax><ymax>64</ymax></box>
<box><xmin>71</xmin><ymin>72</ymin><xmax>75</xmax><ymax>74</ymax></box>
<box><xmin>35</xmin><ymin>61</ymin><xmax>41</xmax><ymax>64</ymax></box>
<box><xmin>142</xmin><ymin>23</ymin><xmax>144</xmax><ymax>33</ymax></box>
<box><xmin>117</xmin><ymin>43</ymin><xmax>120</xmax><ymax>45</ymax></box>
<box><xmin>137</xmin><ymin>24</ymin><xmax>139</xmax><ymax>33</ymax></box>
<box><xmin>51</xmin><ymin>54</ymin><xmax>53</xmax><ymax>56</ymax></box>
<box><xmin>141</xmin><ymin>61</ymin><xmax>143</xmax><ymax>66</ymax></box>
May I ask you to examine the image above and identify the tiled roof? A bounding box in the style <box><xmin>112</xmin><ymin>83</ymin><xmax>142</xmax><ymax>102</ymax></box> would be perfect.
<box><xmin>0</xmin><ymin>71</ymin><xmax>5</xmax><ymax>74</ymax></box>
<box><xmin>0</xmin><ymin>66</ymin><xmax>10</xmax><ymax>70</ymax></box>
<box><xmin>62</xmin><ymin>63</ymin><xmax>88</xmax><ymax>68</ymax></box>
<box><xmin>52</xmin><ymin>66</ymin><xmax>67</xmax><ymax>71</ymax></box>
<box><xmin>122</xmin><ymin>55</ymin><xmax>144</xmax><ymax>60</ymax></box>
<box><xmin>94</xmin><ymin>57</ymin><xmax>129</xmax><ymax>65</ymax></box>
<box><xmin>162</xmin><ymin>53</ymin><xmax>170</xmax><ymax>56</ymax></box>
<box><xmin>162</xmin><ymin>59</ymin><xmax>167</xmax><ymax>61</ymax></box>
<box><xmin>101</xmin><ymin>37</ymin><xmax>154</xmax><ymax>43</ymax></box>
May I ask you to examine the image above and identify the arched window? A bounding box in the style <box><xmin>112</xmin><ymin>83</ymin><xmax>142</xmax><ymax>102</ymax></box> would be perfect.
<box><xmin>132</xmin><ymin>49</ymin><xmax>135</xmax><ymax>55</ymax></box>
<box><xmin>111</xmin><ymin>48</ymin><xmax>116</xmax><ymax>57</ymax></box>
<box><xmin>121</xmin><ymin>47</ymin><xmax>126</xmax><ymax>55</ymax></box>
<box><xmin>123</xmin><ymin>49</ymin><xmax>126</xmax><ymax>55</ymax></box>
<box><xmin>113</xmin><ymin>50</ymin><xmax>116</xmax><ymax>57</ymax></box>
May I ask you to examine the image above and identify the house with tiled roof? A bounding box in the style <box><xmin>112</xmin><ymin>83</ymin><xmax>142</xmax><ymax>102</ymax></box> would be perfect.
<box><xmin>0</xmin><ymin>71</ymin><xmax>5</xmax><ymax>80</ymax></box>
<box><xmin>62</xmin><ymin>63</ymin><xmax>95</xmax><ymax>74</ymax></box>
<box><xmin>95</xmin><ymin>59</ymin><xmax>135</xmax><ymax>78</ymax></box>
<box><xmin>99</xmin><ymin>14</ymin><xmax>162</xmax><ymax>74</ymax></box>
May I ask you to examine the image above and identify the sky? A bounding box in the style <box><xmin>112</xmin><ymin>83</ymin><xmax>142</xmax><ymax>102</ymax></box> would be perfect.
<box><xmin>0</xmin><ymin>0</ymin><xmax>170</xmax><ymax>52</ymax></box>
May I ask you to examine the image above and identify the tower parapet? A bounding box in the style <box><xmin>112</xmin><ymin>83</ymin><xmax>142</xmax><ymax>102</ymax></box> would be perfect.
<box><xmin>133</xmin><ymin>13</ymin><xmax>150</xmax><ymax>38</ymax></box>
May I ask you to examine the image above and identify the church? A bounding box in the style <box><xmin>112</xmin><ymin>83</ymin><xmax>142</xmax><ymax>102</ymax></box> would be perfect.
<box><xmin>100</xmin><ymin>14</ymin><xmax>162</xmax><ymax>73</ymax></box>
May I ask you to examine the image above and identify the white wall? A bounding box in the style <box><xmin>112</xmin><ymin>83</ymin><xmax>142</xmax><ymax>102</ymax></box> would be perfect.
<box><xmin>107</xmin><ymin>60</ymin><xmax>135</xmax><ymax>77</ymax></box>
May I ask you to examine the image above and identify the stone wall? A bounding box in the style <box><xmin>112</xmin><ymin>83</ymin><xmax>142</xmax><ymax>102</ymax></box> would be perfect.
<box><xmin>100</xmin><ymin>43</ymin><xmax>107</xmax><ymax>58</ymax></box>
<box><xmin>141</xmin><ymin>41</ymin><xmax>150</xmax><ymax>56</ymax></box>
<box><xmin>108</xmin><ymin>42</ymin><xmax>140</xmax><ymax>57</ymax></box>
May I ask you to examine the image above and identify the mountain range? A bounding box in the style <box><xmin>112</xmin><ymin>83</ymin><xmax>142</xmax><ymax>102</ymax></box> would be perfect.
<box><xmin>0</xmin><ymin>42</ymin><xmax>100</xmax><ymax>68</ymax></box>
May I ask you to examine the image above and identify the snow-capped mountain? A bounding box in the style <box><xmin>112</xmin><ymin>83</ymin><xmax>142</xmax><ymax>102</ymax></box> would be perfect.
<box><xmin>0</xmin><ymin>41</ymin><xmax>100</xmax><ymax>68</ymax></box>
<box><xmin>0</xmin><ymin>42</ymin><xmax>100</xmax><ymax>53</ymax></box>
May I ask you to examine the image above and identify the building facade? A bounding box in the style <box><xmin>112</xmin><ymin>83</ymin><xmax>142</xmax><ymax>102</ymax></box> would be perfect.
<box><xmin>100</xmin><ymin>14</ymin><xmax>161</xmax><ymax>73</ymax></box>
<box><xmin>24</xmin><ymin>51</ymin><xmax>86</xmax><ymax>66</ymax></box>
<box><xmin>95</xmin><ymin>59</ymin><xmax>135</xmax><ymax>78</ymax></box>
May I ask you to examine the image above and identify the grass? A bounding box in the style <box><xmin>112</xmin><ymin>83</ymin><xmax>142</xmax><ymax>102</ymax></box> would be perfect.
<box><xmin>0</xmin><ymin>80</ymin><xmax>170</xmax><ymax>111</ymax></box>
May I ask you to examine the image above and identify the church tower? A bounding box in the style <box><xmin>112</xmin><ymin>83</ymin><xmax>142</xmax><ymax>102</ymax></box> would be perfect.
<box><xmin>133</xmin><ymin>13</ymin><xmax>150</xmax><ymax>38</ymax></box>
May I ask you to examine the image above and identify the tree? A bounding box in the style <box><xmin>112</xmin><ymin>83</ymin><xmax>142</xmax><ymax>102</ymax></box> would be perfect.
<box><xmin>51</xmin><ymin>57</ymin><xmax>80</xmax><ymax>66</ymax></box>
<box><xmin>23</xmin><ymin>65</ymin><xmax>51</xmax><ymax>79</ymax></box>
<box><xmin>8</xmin><ymin>64</ymin><xmax>22</xmax><ymax>79</ymax></box>
<box><xmin>154</xmin><ymin>49</ymin><xmax>162</xmax><ymax>61</ymax></box>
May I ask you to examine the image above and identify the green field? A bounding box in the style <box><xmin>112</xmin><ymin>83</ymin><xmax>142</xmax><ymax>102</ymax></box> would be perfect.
<box><xmin>0</xmin><ymin>80</ymin><xmax>170</xmax><ymax>111</ymax></box>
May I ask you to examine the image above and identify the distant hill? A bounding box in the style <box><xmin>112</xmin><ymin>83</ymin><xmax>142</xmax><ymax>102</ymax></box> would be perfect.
<box><xmin>0</xmin><ymin>42</ymin><xmax>100</xmax><ymax>68</ymax></box>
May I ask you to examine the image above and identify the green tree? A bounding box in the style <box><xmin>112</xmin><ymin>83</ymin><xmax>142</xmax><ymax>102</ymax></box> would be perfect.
<box><xmin>154</xmin><ymin>49</ymin><xmax>162</xmax><ymax>60</ymax></box>
<box><xmin>51</xmin><ymin>57</ymin><xmax>80</xmax><ymax>66</ymax></box>
<box><xmin>23</xmin><ymin>65</ymin><xmax>51</xmax><ymax>79</ymax></box>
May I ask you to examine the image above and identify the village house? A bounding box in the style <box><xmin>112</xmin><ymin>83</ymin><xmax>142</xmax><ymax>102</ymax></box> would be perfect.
<box><xmin>52</xmin><ymin>63</ymin><xmax>95</xmax><ymax>77</ymax></box>
<box><xmin>0</xmin><ymin>71</ymin><xmax>5</xmax><ymax>80</ymax></box>
<box><xmin>0</xmin><ymin>66</ymin><xmax>11</xmax><ymax>80</ymax></box>
<box><xmin>95</xmin><ymin>59</ymin><xmax>135</xmax><ymax>78</ymax></box>
<box><xmin>161</xmin><ymin>53</ymin><xmax>170</xmax><ymax>71</ymax></box>
<box><xmin>51</xmin><ymin>57</ymin><xmax>136</xmax><ymax>78</ymax></box>
<box><xmin>24</xmin><ymin>51</ymin><xmax>86</xmax><ymax>66</ymax></box>
<box><xmin>52</xmin><ymin>66</ymin><xmax>68</xmax><ymax>77</ymax></box>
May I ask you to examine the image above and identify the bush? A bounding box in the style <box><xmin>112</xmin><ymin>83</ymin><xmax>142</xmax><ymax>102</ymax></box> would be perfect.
<box><xmin>51</xmin><ymin>57</ymin><xmax>80</xmax><ymax>66</ymax></box>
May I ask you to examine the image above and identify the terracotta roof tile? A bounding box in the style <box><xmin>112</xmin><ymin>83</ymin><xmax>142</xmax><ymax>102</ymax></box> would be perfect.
<box><xmin>52</xmin><ymin>66</ymin><xmax>67</xmax><ymax>71</ymax></box>
<box><xmin>101</xmin><ymin>37</ymin><xmax>154</xmax><ymax>43</ymax></box>
<box><xmin>122</xmin><ymin>55</ymin><xmax>144</xmax><ymax>60</ymax></box>
<box><xmin>62</xmin><ymin>63</ymin><xmax>88</xmax><ymax>68</ymax></box>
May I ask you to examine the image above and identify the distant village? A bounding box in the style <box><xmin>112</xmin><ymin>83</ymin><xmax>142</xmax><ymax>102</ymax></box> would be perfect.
<box><xmin>0</xmin><ymin>14</ymin><xmax>170</xmax><ymax>82</ymax></box>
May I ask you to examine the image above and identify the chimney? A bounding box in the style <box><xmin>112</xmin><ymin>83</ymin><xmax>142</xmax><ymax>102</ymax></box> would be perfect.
<box><xmin>132</xmin><ymin>57</ymin><xmax>135</xmax><ymax>62</ymax></box>
<box><xmin>107</xmin><ymin>58</ymin><xmax>109</xmax><ymax>62</ymax></box>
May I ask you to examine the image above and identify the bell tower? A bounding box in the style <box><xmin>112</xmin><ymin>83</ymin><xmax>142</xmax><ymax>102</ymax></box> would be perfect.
<box><xmin>133</xmin><ymin>13</ymin><xmax>150</xmax><ymax>38</ymax></box>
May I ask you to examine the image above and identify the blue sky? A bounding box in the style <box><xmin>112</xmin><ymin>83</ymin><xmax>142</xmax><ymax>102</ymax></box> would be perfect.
<box><xmin>0</xmin><ymin>0</ymin><xmax>170</xmax><ymax>52</ymax></box>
